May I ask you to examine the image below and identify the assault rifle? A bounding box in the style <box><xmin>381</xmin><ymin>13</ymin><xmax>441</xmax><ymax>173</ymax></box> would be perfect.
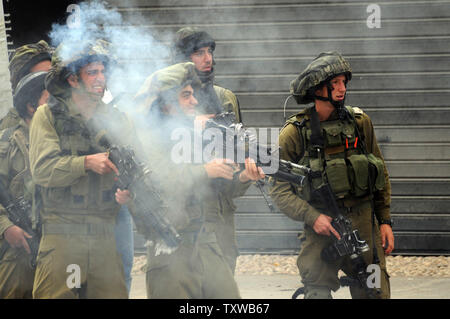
<box><xmin>206</xmin><ymin>113</ymin><xmax>380</xmax><ymax>298</ymax></box>
<box><xmin>315</xmin><ymin>183</ymin><xmax>380</xmax><ymax>299</ymax></box>
<box><xmin>0</xmin><ymin>180</ymin><xmax>40</xmax><ymax>269</ymax></box>
<box><xmin>91</xmin><ymin>130</ymin><xmax>181</xmax><ymax>253</ymax></box>
<box><xmin>204</xmin><ymin>112</ymin><xmax>310</xmax><ymax>187</ymax></box>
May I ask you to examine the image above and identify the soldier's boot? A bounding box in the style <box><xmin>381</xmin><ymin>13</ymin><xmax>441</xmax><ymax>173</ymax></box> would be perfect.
<box><xmin>304</xmin><ymin>285</ymin><xmax>332</xmax><ymax>299</ymax></box>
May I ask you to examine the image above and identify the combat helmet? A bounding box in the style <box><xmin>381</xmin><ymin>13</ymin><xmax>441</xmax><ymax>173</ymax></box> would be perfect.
<box><xmin>290</xmin><ymin>51</ymin><xmax>352</xmax><ymax>106</ymax></box>
<box><xmin>134</xmin><ymin>62</ymin><xmax>201</xmax><ymax>115</ymax></box>
<box><xmin>13</xmin><ymin>71</ymin><xmax>48</xmax><ymax>119</ymax></box>
<box><xmin>171</xmin><ymin>27</ymin><xmax>216</xmax><ymax>64</ymax></box>
<box><xmin>9</xmin><ymin>40</ymin><xmax>52</xmax><ymax>93</ymax></box>
<box><xmin>45</xmin><ymin>39</ymin><xmax>111</xmax><ymax>99</ymax></box>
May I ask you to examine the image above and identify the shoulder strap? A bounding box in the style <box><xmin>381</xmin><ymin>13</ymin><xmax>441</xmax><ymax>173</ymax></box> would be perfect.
<box><xmin>11</xmin><ymin>128</ymin><xmax>30</xmax><ymax>170</ymax></box>
<box><xmin>281</xmin><ymin>112</ymin><xmax>308</xmax><ymax>163</ymax></box>
<box><xmin>309</xmin><ymin>106</ymin><xmax>324</xmax><ymax>150</ymax></box>
<box><xmin>0</xmin><ymin>125</ymin><xmax>18</xmax><ymax>142</ymax></box>
<box><xmin>343</xmin><ymin>105</ymin><xmax>369</xmax><ymax>154</ymax></box>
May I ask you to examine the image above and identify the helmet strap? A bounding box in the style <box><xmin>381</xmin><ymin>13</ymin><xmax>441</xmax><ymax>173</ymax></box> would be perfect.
<box><xmin>326</xmin><ymin>81</ymin><xmax>347</xmax><ymax>120</ymax></box>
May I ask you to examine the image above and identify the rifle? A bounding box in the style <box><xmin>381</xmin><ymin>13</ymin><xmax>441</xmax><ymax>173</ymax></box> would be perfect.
<box><xmin>91</xmin><ymin>130</ymin><xmax>181</xmax><ymax>253</ymax></box>
<box><xmin>0</xmin><ymin>180</ymin><xmax>41</xmax><ymax>269</ymax></box>
<box><xmin>315</xmin><ymin>183</ymin><xmax>380</xmax><ymax>299</ymax></box>
<box><xmin>206</xmin><ymin>112</ymin><xmax>380</xmax><ymax>298</ymax></box>
<box><xmin>204</xmin><ymin>112</ymin><xmax>310</xmax><ymax>187</ymax></box>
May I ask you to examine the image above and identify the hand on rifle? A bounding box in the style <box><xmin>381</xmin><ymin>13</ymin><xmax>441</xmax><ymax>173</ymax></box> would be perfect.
<box><xmin>194</xmin><ymin>114</ymin><xmax>215</xmax><ymax>129</ymax></box>
<box><xmin>115</xmin><ymin>189</ymin><xmax>132</xmax><ymax>205</ymax></box>
<box><xmin>4</xmin><ymin>225</ymin><xmax>31</xmax><ymax>254</ymax></box>
<box><xmin>239</xmin><ymin>158</ymin><xmax>265</xmax><ymax>183</ymax></box>
<box><xmin>85</xmin><ymin>152</ymin><xmax>119</xmax><ymax>175</ymax></box>
<box><xmin>313</xmin><ymin>214</ymin><xmax>341</xmax><ymax>240</ymax></box>
<box><xmin>204</xmin><ymin>158</ymin><xmax>236</xmax><ymax>180</ymax></box>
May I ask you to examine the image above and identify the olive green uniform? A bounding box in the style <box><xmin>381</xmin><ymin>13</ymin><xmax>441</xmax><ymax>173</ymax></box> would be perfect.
<box><xmin>270</xmin><ymin>106</ymin><xmax>391</xmax><ymax>299</ymax></box>
<box><xmin>204</xmin><ymin>85</ymin><xmax>245</xmax><ymax>273</ymax></box>
<box><xmin>143</xmin><ymin>115</ymin><xmax>248</xmax><ymax>299</ymax></box>
<box><xmin>0</xmin><ymin>108</ymin><xmax>21</xmax><ymax>131</ymax></box>
<box><xmin>29</xmin><ymin>100</ymin><xmax>130</xmax><ymax>299</ymax></box>
<box><xmin>171</xmin><ymin>27</ymin><xmax>246</xmax><ymax>273</ymax></box>
<box><xmin>145</xmin><ymin>160</ymin><xmax>248</xmax><ymax>299</ymax></box>
<box><xmin>0</xmin><ymin>120</ymin><xmax>35</xmax><ymax>298</ymax></box>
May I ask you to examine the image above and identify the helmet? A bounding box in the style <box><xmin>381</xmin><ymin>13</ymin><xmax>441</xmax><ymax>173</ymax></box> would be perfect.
<box><xmin>13</xmin><ymin>71</ymin><xmax>48</xmax><ymax>119</ymax></box>
<box><xmin>45</xmin><ymin>39</ymin><xmax>111</xmax><ymax>99</ymax></box>
<box><xmin>171</xmin><ymin>27</ymin><xmax>216</xmax><ymax>63</ymax></box>
<box><xmin>290</xmin><ymin>51</ymin><xmax>352</xmax><ymax>105</ymax></box>
<box><xmin>134</xmin><ymin>62</ymin><xmax>201</xmax><ymax>115</ymax></box>
<box><xmin>9</xmin><ymin>40</ymin><xmax>52</xmax><ymax>92</ymax></box>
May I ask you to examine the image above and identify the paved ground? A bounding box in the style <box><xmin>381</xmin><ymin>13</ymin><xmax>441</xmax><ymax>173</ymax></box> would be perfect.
<box><xmin>129</xmin><ymin>273</ymin><xmax>450</xmax><ymax>299</ymax></box>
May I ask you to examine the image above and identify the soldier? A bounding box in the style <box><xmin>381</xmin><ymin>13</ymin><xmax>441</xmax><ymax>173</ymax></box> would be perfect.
<box><xmin>0</xmin><ymin>71</ymin><xmax>49</xmax><ymax>298</ymax></box>
<box><xmin>29</xmin><ymin>39</ymin><xmax>134</xmax><ymax>298</ymax></box>
<box><xmin>135</xmin><ymin>62</ymin><xmax>263</xmax><ymax>298</ymax></box>
<box><xmin>0</xmin><ymin>40</ymin><xmax>52</xmax><ymax>130</ymax></box>
<box><xmin>269</xmin><ymin>52</ymin><xmax>394</xmax><ymax>299</ymax></box>
<box><xmin>171</xmin><ymin>27</ymin><xmax>246</xmax><ymax>273</ymax></box>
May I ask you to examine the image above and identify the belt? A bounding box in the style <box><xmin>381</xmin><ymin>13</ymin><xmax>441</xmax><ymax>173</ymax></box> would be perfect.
<box><xmin>42</xmin><ymin>223</ymin><xmax>115</xmax><ymax>235</ymax></box>
<box><xmin>337</xmin><ymin>195</ymin><xmax>372</xmax><ymax>210</ymax></box>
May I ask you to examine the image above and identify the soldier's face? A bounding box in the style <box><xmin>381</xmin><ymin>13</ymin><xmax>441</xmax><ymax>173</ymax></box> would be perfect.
<box><xmin>190</xmin><ymin>46</ymin><xmax>213</xmax><ymax>72</ymax></box>
<box><xmin>77</xmin><ymin>61</ymin><xmax>106</xmax><ymax>99</ymax></box>
<box><xmin>316</xmin><ymin>74</ymin><xmax>347</xmax><ymax>102</ymax></box>
<box><xmin>30</xmin><ymin>60</ymin><xmax>51</xmax><ymax>73</ymax></box>
<box><xmin>178</xmin><ymin>85</ymin><xmax>198</xmax><ymax>115</ymax></box>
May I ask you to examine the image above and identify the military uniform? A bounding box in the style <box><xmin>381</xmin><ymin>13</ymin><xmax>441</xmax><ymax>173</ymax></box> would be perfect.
<box><xmin>0</xmin><ymin>121</ymin><xmax>35</xmax><ymax>298</ymax></box>
<box><xmin>200</xmin><ymin>85</ymin><xmax>244</xmax><ymax>273</ymax></box>
<box><xmin>269</xmin><ymin>52</ymin><xmax>392</xmax><ymax>299</ymax></box>
<box><xmin>28</xmin><ymin>41</ymin><xmax>129</xmax><ymax>299</ymax></box>
<box><xmin>145</xmin><ymin>158</ymin><xmax>247</xmax><ymax>299</ymax></box>
<box><xmin>172</xmin><ymin>27</ymin><xmax>246</xmax><ymax>273</ymax></box>
<box><xmin>136</xmin><ymin>62</ymin><xmax>246</xmax><ymax>298</ymax></box>
<box><xmin>0</xmin><ymin>108</ymin><xmax>21</xmax><ymax>131</ymax></box>
<box><xmin>29</xmin><ymin>99</ymin><xmax>130</xmax><ymax>299</ymax></box>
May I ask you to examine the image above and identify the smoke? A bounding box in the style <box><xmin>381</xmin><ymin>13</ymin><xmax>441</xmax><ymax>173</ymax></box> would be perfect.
<box><xmin>48</xmin><ymin>0</ymin><xmax>172</xmax><ymax>110</ymax></box>
<box><xmin>46</xmin><ymin>1</ymin><xmax>227</xmax><ymax>239</ymax></box>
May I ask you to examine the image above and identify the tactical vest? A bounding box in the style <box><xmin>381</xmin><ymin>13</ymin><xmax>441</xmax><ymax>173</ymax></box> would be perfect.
<box><xmin>0</xmin><ymin>124</ymin><xmax>33</xmax><ymax>201</ymax></box>
<box><xmin>40</xmin><ymin>100</ymin><xmax>125</xmax><ymax>216</ymax></box>
<box><xmin>284</xmin><ymin>106</ymin><xmax>385</xmax><ymax>204</ymax></box>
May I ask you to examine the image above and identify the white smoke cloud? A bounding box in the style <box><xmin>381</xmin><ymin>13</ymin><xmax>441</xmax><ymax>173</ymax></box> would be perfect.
<box><xmin>48</xmin><ymin>0</ymin><xmax>172</xmax><ymax>112</ymax></box>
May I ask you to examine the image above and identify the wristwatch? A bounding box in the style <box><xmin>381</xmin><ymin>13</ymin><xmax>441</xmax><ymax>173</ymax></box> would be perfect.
<box><xmin>378</xmin><ymin>218</ymin><xmax>393</xmax><ymax>227</ymax></box>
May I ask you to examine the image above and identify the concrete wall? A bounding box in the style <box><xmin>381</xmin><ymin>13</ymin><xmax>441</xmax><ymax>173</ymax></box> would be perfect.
<box><xmin>0</xmin><ymin>1</ymin><xmax>12</xmax><ymax>117</ymax></box>
<box><xmin>117</xmin><ymin>0</ymin><xmax>450</xmax><ymax>255</ymax></box>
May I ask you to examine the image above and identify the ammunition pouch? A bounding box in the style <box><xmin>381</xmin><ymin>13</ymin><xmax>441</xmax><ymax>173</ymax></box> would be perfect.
<box><xmin>296</xmin><ymin>153</ymin><xmax>385</xmax><ymax>202</ymax></box>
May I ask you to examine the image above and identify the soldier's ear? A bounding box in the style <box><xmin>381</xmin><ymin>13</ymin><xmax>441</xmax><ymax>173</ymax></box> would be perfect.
<box><xmin>315</xmin><ymin>84</ymin><xmax>327</xmax><ymax>98</ymax></box>
<box><xmin>26</xmin><ymin>103</ymin><xmax>36</xmax><ymax>119</ymax></box>
<box><xmin>67</xmin><ymin>74</ymin><xmax>80</xmax><ymax>89</ymax></box>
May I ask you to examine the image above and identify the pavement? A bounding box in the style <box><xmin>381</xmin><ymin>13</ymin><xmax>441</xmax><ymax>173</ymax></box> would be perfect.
<box><xmin>129</xmin><ymin>273</ymin><xmax>450</xmax><ymax>299</ymax></box>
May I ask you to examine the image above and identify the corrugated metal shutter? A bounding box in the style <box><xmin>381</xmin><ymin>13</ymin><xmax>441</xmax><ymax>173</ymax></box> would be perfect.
<box><xmin>113</xmin><ymin>0</ymin><xmax>450</xmax><ymax>255</ymax></box>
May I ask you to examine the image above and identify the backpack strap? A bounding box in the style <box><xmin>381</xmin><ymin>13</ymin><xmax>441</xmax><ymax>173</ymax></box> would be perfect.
<box><xmin>281</xmin><ymin>110</ymin><xmax>309</xmax><ymax>163</ymax></box>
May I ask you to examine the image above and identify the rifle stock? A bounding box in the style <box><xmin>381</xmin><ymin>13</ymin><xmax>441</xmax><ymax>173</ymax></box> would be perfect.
<box><xmin>95</xmin><ymin>133</ymin><xmax>181</xmax><ymax>251</ymax></box>
<box><xmin>0</xmin><ymin>180</ymin><xmax>40</xmax><ymax>268</ymax></box>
